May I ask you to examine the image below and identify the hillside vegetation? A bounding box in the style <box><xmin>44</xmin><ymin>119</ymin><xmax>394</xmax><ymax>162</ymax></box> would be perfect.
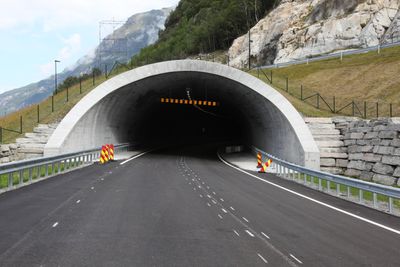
<box><xmin>131</xmin><ymin>0</ymin><xmax>278</xmax><ymax>65</ymax></box>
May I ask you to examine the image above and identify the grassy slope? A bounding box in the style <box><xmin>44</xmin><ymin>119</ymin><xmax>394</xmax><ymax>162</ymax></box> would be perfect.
<box><xmin>255</xmin><ymin>45</ymin><xmax>400</xmax><ymax>117</ymax></box>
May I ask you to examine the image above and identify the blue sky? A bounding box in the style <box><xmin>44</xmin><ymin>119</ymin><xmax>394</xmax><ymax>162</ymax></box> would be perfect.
<box><xmin>0</xmin><ymin>0</ymin><xmax>179</xmax><ymax>94</ymax></box>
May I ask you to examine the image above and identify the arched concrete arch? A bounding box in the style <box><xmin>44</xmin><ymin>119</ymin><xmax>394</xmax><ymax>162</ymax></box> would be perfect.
<box><xmin>44</xmin><ymin>60</ymin><xmax>319</xmax><ymax>169</ymax></box>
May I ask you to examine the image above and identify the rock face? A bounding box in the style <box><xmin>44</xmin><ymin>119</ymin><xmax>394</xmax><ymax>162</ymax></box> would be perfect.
<box><xmin>0</xmin><ymin>123</ymin><xmax>58</xmax><ymax>164</ymax></box>
<box><xmin>228</xmin><ymin>0</ymin><xmax>400</xmax><ymax>68</ymax></box>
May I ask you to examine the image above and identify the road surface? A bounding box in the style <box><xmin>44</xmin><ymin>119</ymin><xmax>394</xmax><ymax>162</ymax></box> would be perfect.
<box><xmin>1</xmin><ymin>145</ymin><xmax>400</xmax><ymax>266</ymax></box>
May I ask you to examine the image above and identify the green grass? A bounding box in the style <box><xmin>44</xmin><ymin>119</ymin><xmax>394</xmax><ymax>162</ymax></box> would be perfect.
<box><xmin>249</xmin><ymin>45</ymin><xmax>400</xmax><ymax>118</ymax></box>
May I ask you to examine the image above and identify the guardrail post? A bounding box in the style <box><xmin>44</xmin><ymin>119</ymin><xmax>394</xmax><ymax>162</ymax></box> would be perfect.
<box><xmin>336</xmin><ymin>184</ymin><xmax>340</xmax><ymax>196</ymax></box>
<box><xmin>373</xmin><ymin>193</ymin><xmax>378</xmax><ymax>208</ymax></box>
<box><xmin>359</xmin><ymin>190</ymin><xmax>363</xmax><ymax>203</ymax></box>
<box><xmin>29</xmin><ymin>168</ymin><xmax>33</xmax><ymax>182</ymax></box>
<box><xmin>327</xmin><ymin>180</ymin><xmax>331</xmax><ymax>193</ymax></box>
<box><xmin>8</xmin><ymin>173</ymin><xmax>12</xmax><ymax>188</ymax></box>
<box><xmin>389</xmin><ymin>197</ymin><xmax>393</xmax><ymax>214</ymax></box>
<box><xmin>318</xmin><ymin>178</ymin><xmax>322</xmax><ymax>190</ymax></box>
<box><xmin>270</xmin><ymin>70</ymin><xmax>273</xmax><ymax>84</ymax></box>
<box><xmin>347</xmin><ymin>186</ymin><xmax>350</xmax><ymax>198</ymax></box>
<box><xmin>19</xmin><ymin>169</ymin><xmax>23</xmax><ymax>185</ymax></box>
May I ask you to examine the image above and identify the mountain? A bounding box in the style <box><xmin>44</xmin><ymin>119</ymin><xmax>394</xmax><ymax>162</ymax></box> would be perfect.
<box><xmin>228</xmin><ymin>0</ymin><xmax>400</xmax><ymax>68</ymax></box>
<box><xmin>0</xmin><ymin>7</ymin><xmax>173</xmax><ymax>115</ymax></box>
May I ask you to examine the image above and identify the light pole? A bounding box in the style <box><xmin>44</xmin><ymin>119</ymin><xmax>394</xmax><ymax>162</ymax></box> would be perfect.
<box><xmin>54</xmin><ymin>60</ymin><xmax>60</xmax><ymax>94</ymax></box>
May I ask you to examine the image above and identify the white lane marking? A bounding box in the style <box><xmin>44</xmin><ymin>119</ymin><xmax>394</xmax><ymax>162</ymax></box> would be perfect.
<box><xmin>207</xmin><ymin>195</ymin><xmax>212</xmax><ymax>198</ymax></box>
<box><xmin>220</xmin><ymin>198</ymin><xmax>224</xmax><ymax>202</ymax></box>
<box><xmin>245</xmin><ymin>230</ymin><xmax>255</xmax><ymax>237</ymax></box>
<box><xmin>207</xmin><ymin>203</ymin><xmax>211</xmax><ymax>207</ymax></box>
<box><xmin>233</xmin><ymin>230</ymin><xmax>240</xmax><ymax>237</ymax></box>
<box><xmin>230</xmin><ymin>206</ymin><xmax>235</xmax><ymax>211</ymax></box>
<box><xmin>261</xmin><ymin>232</ymin><xmax>270</xmax><ymax>239</ymax></box>
<box><xmin>200</xmin><ymin>194</ymin><xmax>203</xmax><ymax>198</ymax></box>
<box><xmin>217</xmin><ymin>152</ymin><xmax>400</xmax><ymax>236</ymax></box>
<box><xmin>202</xmin><ymin>182</ymin><xmax>205</xmax><ymax>185</ymax></box>
<box><xmin>242</xmin><ymin>217</ymin><xmax>249</xmax><ymax>223</ymax></box>
<box><xmin>52</xmin><ymin>222</ymin><xmax>59</xmax><ymax>228</ymax></box>
<box><xmin>101</xmin><ymin>178</ymin><xmax>104</xmax><ymax>181</ymax></box>
<box><xmin>218</xmin><ymin>214</ymin><xmax>223</xmax><ymax>219</ymax></box>
<box><xmin>207</xmin><ymin>186</ymin><xmax>210</xmax><ymax>189</ymax></box>
<box><xmin>257</xmin><ymin>253</ymin><xmax>268</xmax><ymax>264</ymax></box>
<box><xmin>189</xmin><ymin>182</ymin><xmax>191</xmax><ymax>185</ymax></box>
<box><xmin>212</xmin><ymin>191</ymin><xmax>216</xmax><ymax>195</ymax></box>
<box><xmin>91</xmin><ymin>187</ymin><xmax>94</xmax><ymax>190</ymax></box>
<box><xmin>76</xmin><ymin>200</ymin><xmax>81</xmax><ymax>204</ymax></box>
<box><xmin>120</xmin><ymin>150</ymin><xmax>152</xmax><ymax>165</ymax></box>
<box><xmin>222</xmin><ymin>208</ymin><xmax>228</xmax><ymax>213</ymax></box>
<box><xmin>290</xmin><ymin>254</ymin><xmax>303</xmax><ymax>264</ymax></box>
<box><xmin>198</xmin><ymin>186</ymin><xmax>202</xmax><ymax>189</ymax></box>
<box><xmin>212</xmin><ymin>200</ymin><xmax>217</xmax><ymax>204</ymax></box>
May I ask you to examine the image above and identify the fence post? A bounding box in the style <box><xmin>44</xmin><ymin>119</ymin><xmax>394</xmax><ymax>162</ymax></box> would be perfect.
<box><xmin>352</xmin><ymin>101</ymin><xmax>355</xmax><ymax>116</ymax></box>
<box><xmin>37</xmin><ymin>105</ymin><xmax>40</xmax><ymax>123</ymax></box>
<box><xmin>92</xmin><ymin>71</ymin><xmax>95</xmax><ymax>86</ymax></box>
<box><xmin>66</xmin><ymin>87</ymin><xmax>69</xmax><ymax>102</ymax></box>
<box><xmin>20</xmin><ymin>116</ymin><xmax>22</xmax><ymax>134</ymax></box>
<box><xmin>52</xmin><ymin>95</ymin><xmax>54</xmax><ymax>112</ymax></box>
<box><xmin>300</xmin><ymin>85</ymin><xmax>303</xmax><ymax>100</ymax></box>
<box><xmin>79</xmin><ymin>77</ymin><xmax>82</xmax><ymax>94</ymax></box>
<box><xmin>286</xmin><ymin>77</ymin><xmax>289</xmax><ymax>92</ymax></box>
<box><xmin>364</xmin><ymin>101</ymin><xmax>367</xmax><ymax>119</ymax></box>
<box><xmin>376</xmin><ymin>102</ymin><xmax>379</xmax><ymax>118</ymax></box>
<box><xmin>270</xmin><ymin>70</ymin><xmax>273</xmax><ymax>84</ymax></box>
<box><xmin>390</xmin><ymin>103</ymin><xmax>393</xmax><ymax>117</ymax></box>
<box><xmin>105</xmin><ymin>65</ymin><xmax>108</xmax><ymax>79</ymax></box>
<box><xmin>317</xmin><ymin>93</ymin><xmax>320</xmax><ymax>109</ymax></box>
<box><xmin>333</xmin><ymin>96</ymin><xmax>336</xmax><ymax>113</ymax></box>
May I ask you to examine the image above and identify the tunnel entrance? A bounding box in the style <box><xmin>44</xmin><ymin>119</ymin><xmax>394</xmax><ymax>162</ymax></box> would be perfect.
<box><xmin>44</xmin><ymin>60</ymin><xmax>319</xmax><ymax>169</ymax></box>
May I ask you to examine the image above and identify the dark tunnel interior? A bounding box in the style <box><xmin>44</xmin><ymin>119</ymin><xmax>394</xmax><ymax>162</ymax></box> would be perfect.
<box><xmin>105</xmin><ymin>71</ymin><xmax>267</xmax><ymax>149</ymax></box>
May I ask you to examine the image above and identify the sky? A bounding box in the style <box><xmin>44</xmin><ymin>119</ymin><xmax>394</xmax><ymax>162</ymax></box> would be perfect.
<box><xmin>0</xmin><ymin>0</ymin><xmax>179</xmax><ymax>94</ymax></box>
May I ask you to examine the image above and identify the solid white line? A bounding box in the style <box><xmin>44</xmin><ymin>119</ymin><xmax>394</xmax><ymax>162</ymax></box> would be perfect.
<box><xmin>52</xmin><ymin>222</ymin><xmax>59</xmax><ymax>228</ymax></box>
<box><xmin>76</xmin><ymin>200</ymin><xmax>81</xmax><ymax>204</ymax></box>
<box><xmin>230</xmin><ymin>206</ymin><xmax>235</xmax><ymax>211</ymax></box>
<box><xmin>217</xmin><ymin>152</ymin><xmax>400</xmax><ymax>236</ymax></box>
<box><xmin>261</xmin><ymin>232</ymin><xmax>270</xmax><ymax>239</ymax></box>
<box><xmin>212</xmin><ymin>200</ymin><xmax>217</xmax><ymax>204</ymax></box>
<box><xmin>120</xmin><ymin>150</ymin><xmax>152</xmax><ymax>165</ymax></box>
<box><xmin>222</xmin><ymin>208</ymin><xmax>228</xmax><ymax>213</ymax></box>
<box><xmin>234</xmin><ymin>230</ymin><xmax>240</xmax><ymax>236</ymax></box>
<box><xmin>207</xmin><ymin>203</ymin><xmax>211</xmax><ymax>207</ymax></box>
<box><xmin>220</xmin><ymin>198</ymin><xmax>224</xmax><ymax>202</ymax></box>
<box><xmin>245</xmin><ymin>230</ymin><xmax>255</xmax><ymax>237</ymax></box>
<box><xmin>290</xmin><ymin>254</ymin><xmax>302</xmax><ymax>264</ymax></box>
<box><xmin>257</xmin><ymin>253</ymin><xmax>268</xmax><ymax>264</ymax></box>
<box><xmin>242</xmin><ymin>217</ymin><xmax>249</xmax><ymax>223</ymax></box>
<box><xmin>218</xmin><ymin>214</ymin><xmax>223</xmax><ymax>219</ymax></box>
<box><xmin>207</xmin><ymin>194</ymin><xmax>212</xmax><ymax>198</ymax></box>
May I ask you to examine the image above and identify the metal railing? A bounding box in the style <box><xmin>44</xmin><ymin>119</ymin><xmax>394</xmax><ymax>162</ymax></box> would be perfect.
<box><xmin>0</xmin><ymin>144</ymin><xmax>130</xmax><ymax>193</ymax></box>
<box><xmin>253</xmin><ymin>146</ymin><xmax>400</xmax><ymax>216</ymax></box>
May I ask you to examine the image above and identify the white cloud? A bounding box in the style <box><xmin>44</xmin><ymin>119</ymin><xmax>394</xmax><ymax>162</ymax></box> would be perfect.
<box><xmin>39</xmin><ymin>33</ymin><xmax>81</xmax><ymax>76</ymax></box>
<box><xmin>0</xmin><ymin>0</ymin><xmax>179</xmax><ymax>32</ymax></box>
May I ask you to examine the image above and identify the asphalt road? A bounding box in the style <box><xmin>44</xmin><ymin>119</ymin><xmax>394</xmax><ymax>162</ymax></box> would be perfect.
<box><xmin>1</xmin><ymin>145</ymin><xmax>400</xmax><ymax>266</ymax></box>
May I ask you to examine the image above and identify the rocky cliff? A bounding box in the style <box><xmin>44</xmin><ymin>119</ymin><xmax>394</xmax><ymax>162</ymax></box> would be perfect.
<box><xmin>228</xmin><ymin>0</ymin><xmax>400</xmax><ymax>68</ymax></box>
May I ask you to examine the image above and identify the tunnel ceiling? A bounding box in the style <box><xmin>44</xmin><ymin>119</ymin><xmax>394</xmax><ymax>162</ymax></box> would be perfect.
<box><xmin>44</xmin><ymin>60</ymin><xmax>319</xmax><ymax>169</ymax></box>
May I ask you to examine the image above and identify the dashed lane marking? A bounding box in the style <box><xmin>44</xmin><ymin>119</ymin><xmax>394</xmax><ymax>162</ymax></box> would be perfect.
<box><xmin>222</xmin><ymin>208</ymin><xmax>228</xmax><ymax>213</ymax></box>
<box><xmin>220</xmin><ymin>198</ymin><xmax>224</xmax><ymax>202</ymax></box>
<box><xmin>217</xmin><ymin>152</ymin><xmax>400</xmax><ymax>236</ymax></box>
<box><xmin>52</xmin><ymin>222</ymin><xmax>59</xmax><ymax>228</ymax></box>
<box><xmin>212</xmin><ymin>200</ymin><xmax>217</xmax><ymax>204</ymax></box>
<box><xmin>230</xmin><ymin>206</ymin><xmax>235</xmax><ymax>211</ymax></box>
<box><xmin>290</xmin><ymin>254</ymin><xmax>303</xmax><ymax>264</ymax></box>
<box><xmin>245</xmin><ymin>230</ymin><xmax>255</xmax><ymax>237</ymax></box>
<box><xmin>218</xmin><ymin>214</ymin><xmax>223</xmax><ymax>219</ymax></box>
<box><xmin>76</xmin><ymin>200</ymin><xmax>81</xmax><ymax>204</ymax></box>
<box><xmin>257</xmin><ymin>253</ymin><xmax>268</xmax><ymax>264</ymax></box>
<box><xmin>200</xmin><ymin>194</ymin><xmax>203</xmax><ymax>198</ymax></box>
<box><xmin>212</xmin><ymin>191</ymin><xmax>216</xmax><ymax>195</ymax></box>
<box><xmin>120</xmin><ymin>150</ymin><xmax>153</xmax><ymax>165</ymax></box>
<box><xmin>242</xmin><ymin>217</ymin><xmax>249</xmax><ymax>223</ymax></box>
<box><xmin>233</xmin><ymin>230</ymin><xmax>240</xmax><ymax>237</ymax></box>
<box><xmin>207</xmin><ymin>203</ymin><xmax>211</xmax><ymax>207</ymax></box>
<box><xmin>261</xmin><ymin>232</ymin><xmax>270</xmax><ymax>239</ymax></box>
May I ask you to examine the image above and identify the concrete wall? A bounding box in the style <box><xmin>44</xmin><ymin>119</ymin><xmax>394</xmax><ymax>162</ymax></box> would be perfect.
<box><xmin>44</xmin><ymin>60</ymin><xmax>319</xmax><ymax>169</ymax></box>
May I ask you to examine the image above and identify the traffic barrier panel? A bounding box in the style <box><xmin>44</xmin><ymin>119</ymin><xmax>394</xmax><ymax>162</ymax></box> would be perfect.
<box><xmin>257</xmin><ymin>153</ymin><xmax>262</xmax><ymax>168</ymax></box>
<box><xmin>109</xmin><ymin>144</ymin><xmax>115</xmax><ymax>161</ymax></box>
<box><xmin>99</xmin><ymin>145</ymin><xmax>109</xmax><ymax>164</ymax></box>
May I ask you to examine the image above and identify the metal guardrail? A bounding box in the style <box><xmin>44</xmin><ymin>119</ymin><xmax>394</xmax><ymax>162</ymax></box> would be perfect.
<box><xmin>0</xmin><ymin>144</ymin><xmax>130</xmax><ymax>193</ymax></box>
<box><xmin>259</xmin><ymin>41</ymin><xmax>400</xmax><ymax>70</ymax></box>
<box><xmin>253</xmin><ymin>146</ymin><xmax>400</xmax><ymax>216</ymax></box>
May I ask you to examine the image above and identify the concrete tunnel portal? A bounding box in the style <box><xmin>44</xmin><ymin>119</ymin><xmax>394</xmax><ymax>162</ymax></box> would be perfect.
<box><xmin>44</xmin><ymin>60</ymin><xmax>320</xmax><ymax>169</ymax></box>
